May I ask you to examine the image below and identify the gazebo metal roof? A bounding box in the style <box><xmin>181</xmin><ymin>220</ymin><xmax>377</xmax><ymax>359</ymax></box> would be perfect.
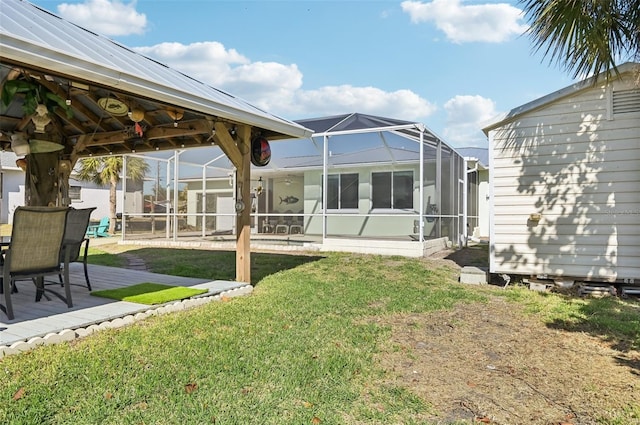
<box><xmin>0</xmin><ymin>0</ymin><xmax>312</xmax><ymax>158</ymax></box>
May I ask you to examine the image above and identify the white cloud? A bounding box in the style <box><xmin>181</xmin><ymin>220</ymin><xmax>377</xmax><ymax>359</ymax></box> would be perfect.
<box><xmin>133</xmin><ymin>42</ymin><xmax>251</xmax><ymax>87</ymax></box>
<box><xmin>442</xmin><ymin>95</ymin><xmax>497</xmax><ymax>146</ymax></box>
<box><xmin>288</xmin><ymin>86</ymin><xmax>437</xmax><ymax>121</ymax></box>
<box><xmin>401</xmin><ymin>0</ymin><xmax>527</xmax><ymax>43</ymax></box>
<box><xmin>132</xmin><ymin>42</ymin><xmax>436</xmax><ymax>122</ymax></box>
<box><xmin>57</xmin><ymin>0</ymin><xmax>147</xmax><ymax>36</ymax></box>
<box><xmin>133</xmin><ymin>42</ymin><xmax>303</xmax><ymax>111</ymax></box>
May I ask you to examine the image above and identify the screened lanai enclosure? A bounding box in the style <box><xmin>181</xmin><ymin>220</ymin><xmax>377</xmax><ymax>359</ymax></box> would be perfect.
<box><xmin>119</xmin><ymin>113</ymin><xmax>481</xmax><ymax>256</ymax></box>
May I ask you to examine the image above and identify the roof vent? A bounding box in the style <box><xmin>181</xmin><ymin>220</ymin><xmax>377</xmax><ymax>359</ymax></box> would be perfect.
<box><xmin>612</xmin><ymin>89</ymin><xmax>640</xmax><ymax>115</ymax></box>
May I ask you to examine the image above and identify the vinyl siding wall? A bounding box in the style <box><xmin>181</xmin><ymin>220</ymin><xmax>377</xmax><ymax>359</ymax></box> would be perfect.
<box><xmin>489</xmin><ymin>75</ymin><xmax>640</xmax><ymax>281</ymax></box>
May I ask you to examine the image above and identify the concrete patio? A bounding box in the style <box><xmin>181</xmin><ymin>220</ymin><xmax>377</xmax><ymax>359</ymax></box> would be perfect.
<box><xmin>0</xmin><ymin>262</ymin><xmax>250</xmax><ymax>354</ymax></box>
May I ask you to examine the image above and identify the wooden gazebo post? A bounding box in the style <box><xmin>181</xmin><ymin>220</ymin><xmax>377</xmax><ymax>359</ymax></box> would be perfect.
<box><xmin>213</xmin><ymin>122</ymin><xmax>252</xmax><ymax>283</ymax></box>
<box><xmin>235</xmin><ymin>125</ymin><xmax>252</xmax><ymax>283</ymax></box>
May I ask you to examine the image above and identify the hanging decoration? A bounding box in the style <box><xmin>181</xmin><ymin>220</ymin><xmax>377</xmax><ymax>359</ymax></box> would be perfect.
<box><xmin>254</xmin><ymin>176</ymin><xmax>264</xmax><ymax>195</ymax></box>
<box><xmin>10</xmin><ymin>133</ymin><xmax>30</xmax><ymax>156</ymax></box>
<box><xmin>97</xmin><ymin>97</ymin><xmax>129</xmax><ymax>116</ymax></box>
<box><xmin>128</xmin><ymin>108</ymin><xmax>145</xmax><ymax>123</ymax></box>
<box><xmin>251</xmin><ymin>193</ymin><xmax>257</xmax><ymax>213</ymax></box>
<box><xmin>251</xmin><ymin>136</ymin><xmax>271</xmax><ymax>167</ymax></box>
<box><xmin>134</xmin><ymin>122</ymin><xmax>144</xmax><ymax>137</ymax></box>
<box><xmin>15</xmin><ymin>158</ymin><xmax>27</xmax><ymax>171</ymax></box>
<box><xmin>167</xmin><ymin>110</ymin><xmax>184</xmax><ymax>127</ymax></box>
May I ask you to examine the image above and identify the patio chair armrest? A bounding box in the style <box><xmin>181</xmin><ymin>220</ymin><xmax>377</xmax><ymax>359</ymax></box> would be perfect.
<box><xmin>80</xmin><ymin>237</ymin><xmax>90</xmax><ymax>253</ymax></box>
<box><xmin>0</xmin><ymin>241</ymin><xmax>10</xmax><ymax>265</ymax></box>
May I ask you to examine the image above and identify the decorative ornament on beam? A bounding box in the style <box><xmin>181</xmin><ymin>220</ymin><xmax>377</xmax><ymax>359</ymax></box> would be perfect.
<box><xmin>167</xmin><ymin>110</ymin><xmax>184</xmax><ymax>127</ymax></box>
<box><xmin>31</xmin><ymin>104</ymin><xmax>52</xmax><ymax>132</ymax></box>
<box><xmin>128</xmin><ymin>108</ymin><xmax>145</xmax><ymax>123</ymax></box>
<box><xmin>11</xmin><ymin>133</ymin><xmax>30</xmax><ymax>157</ymax></box>
<box><xmin>251</xmin><ymin>136</ymin><xmax>271</xmax><ymax>167</ymax></box>
<box><xmin>254</xmin><ymin>176</ymin><xmax>264</xmax><ymax>195</ymax></box>
<box><xmin>127</xmin><ymin>108</ymin><xmax>145</xmax><ymax>138</ymax></box>
<box><xmin>97</xmin><ymin>97</ymin><xmax>128</xmax><ymax>116</ymax></box>
<box><xmin>29</xmin><ymin>138</ymin><xmax>65</xmax><ymax>154</ymax></box>
<box><xmin>16</xmin><ymin>157</ymin><xmax>27</xmax><ymax>171</ymax></box>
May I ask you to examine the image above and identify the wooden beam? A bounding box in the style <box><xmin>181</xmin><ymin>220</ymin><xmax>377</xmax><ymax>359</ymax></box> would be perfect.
<box><xmin>213</xmin><ymin>121</ymin><xmax>242</xmax><ymax>168</ymax></box>
<box><xmin>38</xmin><ymin>79</ymin><xmax>98</xmax><ymax>133</ymax></box>
<box><xmin>83</xmin><ymin>119</ymin><xmax>213</xmax><ymax>147</ymax></box>
<box><xmin>235</xmin><ymin>125</ymin><xmax>252</xmax><ymax>283</ymax></box>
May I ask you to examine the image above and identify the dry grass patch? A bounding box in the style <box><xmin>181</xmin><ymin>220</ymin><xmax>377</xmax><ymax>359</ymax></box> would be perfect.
<box><xmin>373</xmin><ymin>295</ymin><xmax>640</xmax><ymax>424</ymax></box>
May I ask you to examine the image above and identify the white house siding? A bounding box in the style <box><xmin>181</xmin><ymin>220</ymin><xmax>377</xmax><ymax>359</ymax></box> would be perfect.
<box><xmin>2</xmin><ymin>171</ymin><xmax>24</xmax><ymax>223</ymax></box>
<box><xmin>185</xmin><ymin>180</ymin><xmax>234</xmax><ymax>230</ymax></box>
<box><xmin>489</xmin><ymin>73</ymin><xmax>640</xmax><ymax>281</ymax></box>
<box><xmin>70</xmin><ymin>186</ymin><xmax>124</xmax><ymax>222</ymax></box>
<box><xmin>0</xmin><ymin>169</ymin><xmax>119</xmax><ymax>224</ymax></box>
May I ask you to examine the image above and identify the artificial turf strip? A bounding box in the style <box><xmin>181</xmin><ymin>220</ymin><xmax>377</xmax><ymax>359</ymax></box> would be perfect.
<box><xmin>90</xmin><ymin>282</ymin><xmax>208</xmax><ymax>305</ymax></box>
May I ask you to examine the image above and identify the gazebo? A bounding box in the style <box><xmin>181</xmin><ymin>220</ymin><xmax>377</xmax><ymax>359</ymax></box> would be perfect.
<box><xmin>0</xmin><ymin>0</ymin><xmax>312</xmax><ymax>283</ymax></box>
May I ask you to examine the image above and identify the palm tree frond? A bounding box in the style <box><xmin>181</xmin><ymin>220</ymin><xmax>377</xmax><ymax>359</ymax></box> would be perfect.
<box><xmin>520</xmin><ymin>0</ymin><xmax>638</xmax><ymax>80</ymax></box>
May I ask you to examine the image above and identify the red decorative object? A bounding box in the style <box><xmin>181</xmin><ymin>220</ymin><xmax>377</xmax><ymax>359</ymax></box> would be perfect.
<box><xmin>251</xmin><ymin>136</ymin><xmax>271</xmax><ymax>167</ymax></box>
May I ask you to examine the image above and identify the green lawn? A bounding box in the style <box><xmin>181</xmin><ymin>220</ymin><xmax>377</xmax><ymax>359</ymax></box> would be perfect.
<box><xmin>1</xmin><ymin>248</ymin><xmax>638</xmax><ymax>424</ymax></box>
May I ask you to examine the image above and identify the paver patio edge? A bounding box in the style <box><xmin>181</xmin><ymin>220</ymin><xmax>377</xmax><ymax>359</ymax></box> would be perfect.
<box><xmin>0</xmin><ymin>284</ymin><xmax>253</xmax><ymax>358</ymax></box>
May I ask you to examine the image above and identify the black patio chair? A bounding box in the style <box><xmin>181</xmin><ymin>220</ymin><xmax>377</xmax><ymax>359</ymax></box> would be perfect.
<box><xmin>0</xmin><ymin>206</ymin><xmax>71</xmax><ymax>320</ymax></box>
<box><xmin>58</xmin><ymin>207</ymin><xmax>97</xmax><ymax>291</ymax></box>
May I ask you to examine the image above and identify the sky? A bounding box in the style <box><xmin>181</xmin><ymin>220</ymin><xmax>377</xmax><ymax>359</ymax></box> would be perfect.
<box><xmin>28</xmin><ymin>0</ymin><xmax>579</xmax><ymax>149</ymax></box>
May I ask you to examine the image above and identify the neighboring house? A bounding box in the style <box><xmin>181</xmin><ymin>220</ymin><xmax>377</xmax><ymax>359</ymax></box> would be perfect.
<box><xmin>0</xmin><ymin>151</ymin><xmax>122</xmax><ymax>223</ymax></box>
<box><xmin>170</xmin><ymin>113</ymin><xmax>489</xmax><ymax>255</ymax></box>
<box><xmin>0</xmin><ymin>151</ymin><xmax>26</xmax><ymax>224</ymax></box>
<box><xmin>483</xmin><ymin>62</ymin><xmax>639</xmax><ymax>283</ymax></box>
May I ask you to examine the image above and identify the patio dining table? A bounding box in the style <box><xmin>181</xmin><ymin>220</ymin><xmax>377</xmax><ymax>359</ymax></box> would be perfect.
<box><xmin>0</xmin><ymin>223</ymin><xmax>11</xmax><ymax>242</ymax></box>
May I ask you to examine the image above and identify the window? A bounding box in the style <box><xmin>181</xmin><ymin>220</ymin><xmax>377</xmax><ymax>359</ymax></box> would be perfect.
<box><xmin>326</xmin><ymin>173</ymin><xmax>358</xmax><ymax>210</ymax></box>
<box><xmin>372</xmin><ymin>171</ymin><xmax>413</xmax><ymax>209</ymax></box>
<box><xmin>69</xmin><ymin>185</ymin><xmax>81</xmax><ymax>201</ymax></box>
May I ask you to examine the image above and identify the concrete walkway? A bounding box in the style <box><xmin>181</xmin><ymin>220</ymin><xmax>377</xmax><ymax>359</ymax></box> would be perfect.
<box><xmin>121</xmin><ymin>252</ymin><xmax>148</xmax><ymax>271</ymax></box>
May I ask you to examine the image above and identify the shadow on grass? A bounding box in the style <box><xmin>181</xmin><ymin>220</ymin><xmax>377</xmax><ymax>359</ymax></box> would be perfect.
<box><xmin>444</xmin><ymin>243</ymin><xmax>489</xmax><ymax>268</ymax></box>
<box><xmin>545</xmin><ymin>296</ymin><xmax>640</xmax><ymax>375</ymax></box>
<box><xmin>86</xmin><ymin>251</ymin><xmax>128</xmax><ymax>268</ymax></box>
<box><xmin>112</xmin><ymin>248</ymin><xmax>326</xmax><ymax>286</ymax></box>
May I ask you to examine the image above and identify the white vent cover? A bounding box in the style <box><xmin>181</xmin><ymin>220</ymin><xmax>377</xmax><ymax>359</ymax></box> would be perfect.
<box><xmin>612</xmin><ymin>89</ymin><xmax>640</xmax><ymax>114</ymax></box>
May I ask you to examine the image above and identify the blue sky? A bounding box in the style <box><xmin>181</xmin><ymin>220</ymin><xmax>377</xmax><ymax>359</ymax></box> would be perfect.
<box><xmin>29</xmin><ymin>0</ymin><xmax>577</xmax><ymax>148</ymax></box>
